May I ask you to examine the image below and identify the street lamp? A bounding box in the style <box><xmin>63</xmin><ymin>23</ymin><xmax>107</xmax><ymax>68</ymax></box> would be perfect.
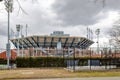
<box><xmin>95</xmin><ymin>29</ymin><xmax>100</xmax><ymax>54</ymax></box>
<box><xmin>16</xmin><ymin>24</ymin><xmax>21</xmax><ymax>56</ymax></box>
<box><xmin>4</xmin><ymin>0</ymin><xmax>13</xmax><ymax>69</ymax></box>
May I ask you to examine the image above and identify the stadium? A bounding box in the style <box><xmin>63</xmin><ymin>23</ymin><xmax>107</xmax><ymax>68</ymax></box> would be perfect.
<box><xmin>10</xmin><ymin>31</ymin><xmax>94</xmax><ymax>57</ymax></box>
<box><xmin>0</xmin><ymin>31</ymin><xmax>120</xmax><ymax>70</ymax></box>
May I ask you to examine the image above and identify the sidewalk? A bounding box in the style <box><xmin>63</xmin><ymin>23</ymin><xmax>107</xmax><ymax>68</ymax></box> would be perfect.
<box><xmin>14</xmin><ymin>77</ymin><xmax>120</xmax><ymax>80</ymax></box>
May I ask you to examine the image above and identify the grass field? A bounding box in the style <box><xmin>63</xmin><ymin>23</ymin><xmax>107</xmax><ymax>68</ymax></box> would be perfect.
<box><xmin>0</xmin><ymin>68</ymin><xmax>120</xmax><ymax>80</ymax></box>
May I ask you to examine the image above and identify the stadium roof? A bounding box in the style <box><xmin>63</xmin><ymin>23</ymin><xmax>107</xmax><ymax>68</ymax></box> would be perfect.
<box><xmin>11</xmin><ymin>35</ymin><xmax>94</xmax><ymax>49</ymax></box>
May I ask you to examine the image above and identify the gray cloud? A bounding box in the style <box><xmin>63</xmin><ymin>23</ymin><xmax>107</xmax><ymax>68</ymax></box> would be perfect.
<box><xmin>104</xmin><ymin>0</ymin><xmax>120</xmax><ymax>10</ymax></box>
<box><xmin>0</xmin><ymin>0</ymin><xmax>58</xmax><ymax>36</ymax></box>
<box><xmin>52</xmin><ymin>0</ymin><xmax>120</xmax><ymax>26</ymax></box>
<box><xmin>1</xmin><ymin>0</ymin><xmax>120</xmax><ymax>49</ymax></box>
<box><xmin>1</xmin><ymin>0</ymin><xmax>120</xmax><ymax>37</ymax></box>
<box><xmin>0</xmin><ymin>22</ymin><xmax>7</xmax><ymax>36</ymax></box>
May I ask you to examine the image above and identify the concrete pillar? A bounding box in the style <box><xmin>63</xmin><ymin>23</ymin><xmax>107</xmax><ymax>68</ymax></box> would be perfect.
<box><xmin>36</xmin><ymin>49</ymin><xmax>37</xmax><ymax>56</ymax></box>
<box><xmin>33</xmin><ymin>47</ymin><xmax>34</xmax><ymax>56</ymax></box>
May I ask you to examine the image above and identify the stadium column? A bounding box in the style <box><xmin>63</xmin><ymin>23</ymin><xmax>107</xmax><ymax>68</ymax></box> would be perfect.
<box><xmin>63</xmin><ymin>48</ymin><xmax>65</xmax><ymax>67</ymax></box>
<box><xmin>48</xmin><ymin>47</ymin><xmax>49</xmax><ymax>57</ymax></box>
<box><xmin>68</xmin><ymin>47</ymin><xmax>70</xmax><ymax>68</ymax></box>
<box><xmin>90</xmin><ymin>48</ymin><xmax>91</xmax><ymax>70</ymax></box>
<box><xmin>40</xmin><ymin>47</ymin><xmax>42</xmax><ymax>56</ymax></box>
<box><xmin>55</xmin><ymin>47</ymin><xmax>57</xmax><ymax>56</ymax></box>
<box><xmin>63</xmin><ymin>48</ymin><xmax>64</xmax><ymax>58</ymax></box>
<box><xmin>79</xmin><ymin>49</ymin><xmax>81</xmax><ymax>56</ymax></box>
<box><xmin>35</xmin><ymin>49</ymin><xmax>37</xmax><ymax>56</ymax></box>
<box><xmin>73</xmin><ymin>47</ymin><xmax>75</xmax><ymax>71</ymax></box>
<box><xmin>32</xmin><ymin>47</ymin><xmax>35</xmax><ymax>56</ymax></box>
<box><xmin>28</xmin><ymin>48</ymin><xmax>30</xmax><ymax>57</ymax></box>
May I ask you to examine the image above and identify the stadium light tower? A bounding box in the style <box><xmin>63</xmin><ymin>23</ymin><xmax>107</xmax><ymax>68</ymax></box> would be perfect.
<box><xmin>20</xmin><ymin>25</ymin><xmax>24</xmax><ymax>57</ymax></box>
<box><xmin>95</xmin><ymin>29</ymin><xmax>100</xmax><ymax>54</ymax></box>
<box><xmin>16</xmin><ymin>24</ymin><xmax>21</xmax><ymax>56</ymax></box>
<box><xmin>4</xmin><ymin>0</ymin><xmax>13</xmax><ymax>69</ymax></box>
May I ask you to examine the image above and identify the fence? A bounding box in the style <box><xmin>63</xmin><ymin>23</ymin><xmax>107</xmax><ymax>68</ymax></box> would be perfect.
<box><xmin>0</xmin><ymin>47</ymin><xmax>120</xmax><ymax>70</ymax></box>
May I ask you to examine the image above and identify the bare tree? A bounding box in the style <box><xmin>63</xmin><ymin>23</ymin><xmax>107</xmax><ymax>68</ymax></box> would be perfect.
<box><xmin>109</xmin><ymin>24</ymin><xmax>120</xmax><ymax>47</ymax></box>
<box><xmin>0</xmin><ymin>0</ymin><xmax>106</xmax><ymax>11</ymax></box>
<box><xmin>0</xmin><ymin>0</ymin><xmax>37</xmax><ymax>14</ymax></box>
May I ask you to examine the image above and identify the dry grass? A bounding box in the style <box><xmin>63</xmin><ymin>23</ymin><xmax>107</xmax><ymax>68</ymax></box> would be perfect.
<box><xmin>0</xmin><ymin>68</ymin><xmax>120</xmax><ymax>79</ymax></box>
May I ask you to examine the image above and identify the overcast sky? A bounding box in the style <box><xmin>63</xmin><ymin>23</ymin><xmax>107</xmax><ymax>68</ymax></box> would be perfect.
<box><xmin>0</xmin><ymin>0</ymin><xmax>120</xmax><ymax>49</ymax></box>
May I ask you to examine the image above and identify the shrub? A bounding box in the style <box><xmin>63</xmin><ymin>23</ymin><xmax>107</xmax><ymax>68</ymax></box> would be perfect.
<box><xmin>0</xmin><ymin>58</ymin><xmax>15</xmax><ymax>65</ymax></box>
<box><xmin>16</xmin><ymin>57</ymin><xmax>67</xmax><ymax>68</ymax></box>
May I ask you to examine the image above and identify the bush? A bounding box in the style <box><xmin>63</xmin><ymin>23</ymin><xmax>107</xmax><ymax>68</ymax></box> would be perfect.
<box><xmin>0</xmin><ymin>58</ymin><xmax>6</xmax><ymax>64</ymax></box>
<box><xmin>16</xmin><ymin>57</ymin><xmax>67</xmax><ymax>68</ymax></box>
<box><xmin>15</xmin><ymin>57</ymin><xmax>93</xmax><ymax>68</ymax></box>
<box><xmin>0</xmin><ymin>58</ymin><xmax>15</xmax><ymax>65</ymax></box>
<box><xmin>1</xmin><ymin>57</ymin><xmax>119</xmax><ymax>68</ymax></box>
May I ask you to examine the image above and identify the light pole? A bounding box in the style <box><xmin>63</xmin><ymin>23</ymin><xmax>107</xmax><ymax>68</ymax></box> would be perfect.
<box><xmin>20</xmin><ymin>25</ymin><xmax>24</xmax><ymax>57</ymax></box>
<box><xmin>26</xmin><ymin>24</ymin><xmax>28</xmax><ymax>37</ymax></box>
<box><xmin>16</xmin><ymin>24</ymin><xmax>21</xmax><ymax>56</ymax></box>
<box><xmin>4</xmin><ymin>0</ymin><xmax>13</xmax><ymax>69</ymax></box>
<box><xmin>21</xmin><ymin>35</ymin><xmax>24</xmax><ymax>57</ymax></box>
<box><xmin>95</xmin><ymin>29</ymin><xmax>100</xmax><ymax>54</ymax></box>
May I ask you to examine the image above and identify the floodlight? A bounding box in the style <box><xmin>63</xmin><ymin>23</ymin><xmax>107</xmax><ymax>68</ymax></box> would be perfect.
<box><xmin>95</xmin><ymin>28</ymin><xmax>100</xmax><ymax>54</ymax></box>
<box><xmin>95</xmin><ymin>29</ymin><xmax>100</xmax><ymax>35</ymax></box>
<box><xmin>16</xmin><ymin>24</ymin><xmax>21</xmax><ymax>32</ymax></box>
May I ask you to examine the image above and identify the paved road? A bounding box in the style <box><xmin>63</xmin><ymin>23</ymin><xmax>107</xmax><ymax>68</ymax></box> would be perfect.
<box><xmin>15</xmin><ymin>77</ymin><xmax>120</xmax><ymax>80</ymax></box>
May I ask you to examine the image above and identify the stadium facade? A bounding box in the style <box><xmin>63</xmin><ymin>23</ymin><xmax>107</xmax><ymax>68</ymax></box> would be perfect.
<box><xmin>10</xmin><ymin>31</ymin><xmax>94</xmax><ymax>57</ymax></box>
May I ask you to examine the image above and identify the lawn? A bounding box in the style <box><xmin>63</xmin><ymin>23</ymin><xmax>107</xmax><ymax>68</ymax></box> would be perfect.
<box><xmin>0</xmin><ymin>68</ymin><xmax>120</xmax><ymax>80</ymax></box>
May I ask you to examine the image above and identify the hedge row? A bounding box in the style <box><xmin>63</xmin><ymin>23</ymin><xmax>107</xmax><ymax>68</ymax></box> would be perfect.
<box><xmin>0</xmin><ymin>57</ymin><xmax>89</xmax><ymax>67</ymax></box>
<box><xmin>0</xmin><ymin>57</ymin><xmax>119</xmax><ymax>68</ymax></box>
<box><xmin>16</xmin><ymin>57</ymin><xmax>66</xmax><ymax>67</ymax></box>
<box><xmin>16</xmin><ymin>57</ymin><xmax>93</xmax><ymax>67</ymax></box>
<box><xmin>0</xmin><ymin>58</ymin><xmax>15</xmax><ymax>64</ymax></box>
<box><xmin>0</xmin><ymin>58</ymin><xmax>7</xmax><ymax>64</ymax></box>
